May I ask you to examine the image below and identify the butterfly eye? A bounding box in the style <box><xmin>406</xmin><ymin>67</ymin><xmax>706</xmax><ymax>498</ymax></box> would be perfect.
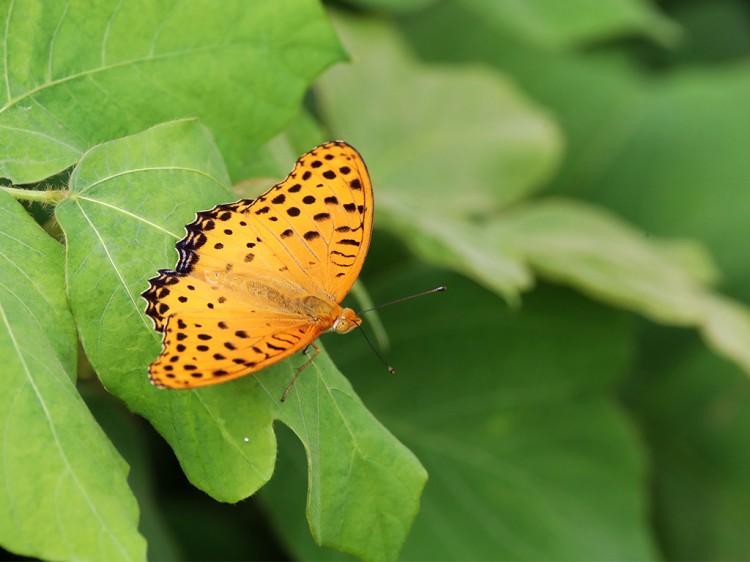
<box><xmin>334</xmin><ymin>318</ymin><xmax>359</xmax><ymax>334</ymax></box>
<box><xmin>333</xmin><ymin>312</ymin><xmax>362</xmax><ymax>334</ymax></box>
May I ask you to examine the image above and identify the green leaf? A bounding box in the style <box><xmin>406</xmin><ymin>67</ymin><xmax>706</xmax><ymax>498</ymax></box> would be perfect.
<box><xmin>265</xmin><ymin>266</ymin><xmax>658</xmax><ymax>560</ymax></box>
<box><xmin>570</xmin><ymin>67</ymin><xmax>750</xmax><ymax>303</ymax></box>
<box><xmin>650</xmin><ymin>238</ymin><xmax>721</xmax><ymax>287</ymax></box>
<box><xmin>377</xmin><ymin>193</ymin><xmax>532</xmax><ymax>304</ymax></box>
<box><xmin>55</xmin><ymin>120</ymin><xmax>426</xmax><ymax>561</ymax></box>
<box><xmin>654</xmin><ymin>0</ymin><xmax>750</xmax><ymax>64</ymax></box>
<box><xmin>315</xmin><ymin>14</ymin><xmax>560</xmax><ymax>302</ymax></box>
<box><xmin>500</xmin><ymin>199</ymin><xmax>707</xmax><ymax>325</ymax></box>
<box><xmin>335</xmin><ymin>11</ymin><xmax>750</xmax><ymax>381</ymax></box>
<box><xmin>317</xmin><ymin>13</ymin><xmax>562</xmax><ymax>215</ymax></box>
<box><xmin>81</xmin><ymin>385</ymin><xmax>182</xmax><ymax>561</ymax></box>
<box><xmin>0</xmin><ymin>0</ymin><xmax>345</xmax><ymax>184</ymax></box>
<box><xmin>700</xmin><ymin>295</ymin><xmax>750</xmax><ymax>376</ymax></box>
<box><xmin>462</xmin><ymin>0</ymin><xmax>680</xmax><ymax>49</ymax></box>
<box><xmin>339</xmin><ymin>0</ymin><xmax>439</xmax><ymax>14</ymax></box>
<box><xmin>0</xmin><ymin>191</ymin><xmax>145</xmax><ymax>561</ymax></box>
<box><xmin>408</xmin><ymin>6</ymin><xmax>750</xmax><ymax>305</ymax></box>
<box><xmin>500</xmin><ymin>199</ymin><xmax>750</xmax><ymax>379</ymax></box>
<box><xmin>626</xmin><ymin>346</ymin><xmax>750</xmax><ymax>560</ymax></box>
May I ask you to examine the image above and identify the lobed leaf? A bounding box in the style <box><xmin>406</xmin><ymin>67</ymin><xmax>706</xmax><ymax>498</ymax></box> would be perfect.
<box><xmin>55</xmin><ymin>120</ymin><xmax>426</xmax><ymax>560</ymax></box>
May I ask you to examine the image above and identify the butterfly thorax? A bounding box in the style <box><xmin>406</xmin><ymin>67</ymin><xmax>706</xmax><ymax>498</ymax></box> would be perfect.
<box><xmin>295</xmin><ymin>295</ymin><xmax>360</xmax><ymax>335</ymax></box>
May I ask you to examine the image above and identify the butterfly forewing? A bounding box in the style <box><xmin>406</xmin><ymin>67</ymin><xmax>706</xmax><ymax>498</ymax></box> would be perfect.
<box><xmin>223</xmin><ymin>141</ymin><xmax>373</xmax><ymax>301</ymax></box>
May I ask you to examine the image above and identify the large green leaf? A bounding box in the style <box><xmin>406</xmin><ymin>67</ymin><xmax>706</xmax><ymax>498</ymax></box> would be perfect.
<box><xmin>81</xmin><ymin>385</ymin><xmax>181</xmax><ymax>561</ymax></box>
<box><xmin>0</xmin><ymin>192</ymin><xmax>145</xmax><ymax>560</ymax></box>
<box><xmin>263</xmin><ymin>265</ymin><xmax>658</xmax><ymax>560</ymax></box>
<box><xmin>0</xmin><ymin>0</ymin><xmax>344</xmax><ymax>184</ymax></box>
<box><xmin>55</xmin><ymin>120</ymin><xmax>426</xmax><ymax>561</ymax></box>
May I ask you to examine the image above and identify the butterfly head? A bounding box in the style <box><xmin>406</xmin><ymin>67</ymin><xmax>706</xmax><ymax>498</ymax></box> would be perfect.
<box><xmin>332</xmin><ymin>307</ymin><xmax>362</xmax><ymax>334</ymax></box>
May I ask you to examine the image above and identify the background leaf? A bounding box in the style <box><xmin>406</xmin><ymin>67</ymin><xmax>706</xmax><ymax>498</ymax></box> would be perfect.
<box><xmin>317</xmin><ymin>13</ymin><xmax>562</xmax><ymax>214</ymax></box>
<box><xmin>401</xmin><ymin>2</ymin><xmax>750</xmax><ymax>304</ymax></box>
<box><xmin>396</xmin><ymin>2</ymin><xmax>750</xmax><ymax>557</ymax></box>
<box><xmin>0</xmin><ymin>191</ymin><xmax>145</xmax><ymax>561</ymax></box>
<box><xmin>317</xmin><ymin>11</ymin><xmax>750</xmax><ymax>381</ymax></box>
<box><xmin>315</xmin><ymin>13</ymin><xmax>560</xmax><ymax>302</ymax></box>
<box><xmin>462</xmin><ymin>0</ymin><xmax>680</xmax><ymax>48</ymax></box>
<box><xmin>500</xmin><ymin>199</ymin><xmax>707</xmax><ymax>325</ymax></box>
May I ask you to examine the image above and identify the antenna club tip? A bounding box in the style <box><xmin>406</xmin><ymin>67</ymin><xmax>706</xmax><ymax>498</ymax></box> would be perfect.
<box><xmin>388</xmin><ymin>367</ymin><xmax>396</xmax><ymax>375</ymax></box>
<box><xmin>436</xmin><ymin>286</ymin><xmax>447</xmax><ymax>292</ymax></box>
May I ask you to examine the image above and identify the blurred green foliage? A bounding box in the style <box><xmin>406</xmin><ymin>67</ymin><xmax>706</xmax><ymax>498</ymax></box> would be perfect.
<box><xmin>1</xmin><ymin>0</ymin><xmax>750</xmax><ymax>560</ymax></box>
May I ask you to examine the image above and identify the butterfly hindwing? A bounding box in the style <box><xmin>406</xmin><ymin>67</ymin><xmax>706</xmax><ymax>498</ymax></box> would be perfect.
<box><xmin>148</xmin><ymin>311</ymin><xmax>323</xmax><ymax>388</ymax></box>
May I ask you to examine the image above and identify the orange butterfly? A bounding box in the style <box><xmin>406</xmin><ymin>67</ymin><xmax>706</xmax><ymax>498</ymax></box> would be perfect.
<box><xmin>142</xmin><ymin>141</ymin><xmax>373</xmax><ymax>394</ymax></box>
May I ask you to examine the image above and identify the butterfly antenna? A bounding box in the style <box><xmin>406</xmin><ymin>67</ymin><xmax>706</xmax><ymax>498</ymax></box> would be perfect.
<box><xmin>357</xmin><ymin>286</ymin><xmax>446</xmax><ymax>316</ymax></box>
<box><xmin>355</xmin><ymin>286</ymin><xmax>446</xmax><ymax>375</ymax></box>
<box><xmin>356</xmin><ymin>324</ymin><xmax>396</xmax><ymax>375</ymax></box>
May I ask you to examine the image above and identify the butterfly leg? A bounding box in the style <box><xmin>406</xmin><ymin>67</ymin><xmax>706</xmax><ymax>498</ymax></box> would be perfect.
<box><xmin>280</xmin><ymin>342</ymin><xmax>320</xmax><ymax>402</ymax></box>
